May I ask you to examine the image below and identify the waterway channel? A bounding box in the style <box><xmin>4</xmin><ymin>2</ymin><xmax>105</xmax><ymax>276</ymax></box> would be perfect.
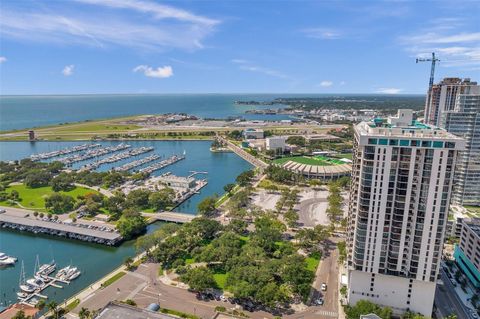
<box><xmin>0</xmin><ymin>140</ymin><xmax>252</xmax><ymax>307</ymax></box>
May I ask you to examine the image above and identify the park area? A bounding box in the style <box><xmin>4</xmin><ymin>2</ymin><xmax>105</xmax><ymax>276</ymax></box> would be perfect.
<box><xmin>274</xmin><ymin>155</ymin><xmax>346</xmax><ymax>166</ymax></box>
<box><xmin>0</xmin><ymin>183</ymin><xmax>99</xmax><ymax>212</ymax></box>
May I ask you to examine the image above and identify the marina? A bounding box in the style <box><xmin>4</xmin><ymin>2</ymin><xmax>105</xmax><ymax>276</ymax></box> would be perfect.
<box><xmin>30</xmin><ymin>144</ymin><xmax>101</xmax><ymax>161</ymax></box>
<box><xmin>0</xmin><ymin>140</ymin><xmax>253</xmax><ymax>308</ymax></box>
<box><xmin>114</xmin><ymin>154</ymin><xmax>161</xmax><ymax>172</ymax></box>
<box><xmin>79</xmin><ymin>146</ymin><xmax>154</xmax><ymax>171</ymax></box>
<box><xmin>57</xmin><ymin>143</ymin><xmax>131</xmax><ymax>165</ymax></box>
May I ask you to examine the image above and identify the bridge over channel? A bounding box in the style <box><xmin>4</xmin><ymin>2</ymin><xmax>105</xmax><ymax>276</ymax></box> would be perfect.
<box><xmin>141</xmin><ymin>211</ymin><xmax>196</xmax><ymax>223</ymax></box>
<box><xmin>216</xmin><ymin>136</ymin><xmax>268</xmax><ymax>170</ymax></box>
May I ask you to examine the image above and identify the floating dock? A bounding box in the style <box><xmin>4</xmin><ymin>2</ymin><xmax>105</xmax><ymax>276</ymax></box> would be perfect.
<box><xmin>0</xmin><ymin>208</ymin><xmax>122</xmax><ymax>246</ymax></box>
<box><xmin>114</xmin><ymin>154</ymin><xmax>161</xmax><ymax>172</ymax></box>
<box><xmin>58</xmin><ymin>143</ymin><xmax>131</xmax><ymax>165</ymax></box>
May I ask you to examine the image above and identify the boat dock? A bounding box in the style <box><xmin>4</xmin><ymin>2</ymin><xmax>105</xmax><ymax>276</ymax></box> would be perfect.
<box><xmin>138</xmin><ymin>155</ymin><xmax>185</xmax><ymax>174</ymax></box>
<box><xmin>58</xmin><ymin>143</ymin><xmax>131</xmax><ymax>165</ymax></box>
<box><xmin>30</xmin><ymin>144</ymin><xmax>101</xmax><ymax>161</ymax></box>
<box><xmin>0</xmin><ymin>207</ymin><xmax>122</xmax><ymax>246</ymax></box>
<box><xmin>114</xmin><ymin>154</ymin><xmax>161</xmax><ymax>172</ymax></box>
<box><xmin>80</xmin><ymin>146</ymin><xmax>154</xmax><ymax>171</ymax></box>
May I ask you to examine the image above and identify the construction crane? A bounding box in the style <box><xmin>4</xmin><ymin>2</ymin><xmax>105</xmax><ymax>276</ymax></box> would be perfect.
<box><xmin>416</xmin><ymin>52</ymin><xmax>440</xmax><ymax>90</ymax></box>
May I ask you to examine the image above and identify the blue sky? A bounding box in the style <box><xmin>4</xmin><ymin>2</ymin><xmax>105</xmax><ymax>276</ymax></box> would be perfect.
<box><xmin>0</xmin><ymin>0</ymin><xmax>479</xmax><ymax>95</ymax></box>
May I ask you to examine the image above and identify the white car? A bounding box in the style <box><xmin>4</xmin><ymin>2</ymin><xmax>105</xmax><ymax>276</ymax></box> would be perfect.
<box><xmin>315</xmin><ymin>298</ymin><xmax>324</xmax><ymax>306</ymax></box>
<box><xmin>321</xmin><ymin>283</ymin><xmax>327</xmax><ymax>291</ymax></box>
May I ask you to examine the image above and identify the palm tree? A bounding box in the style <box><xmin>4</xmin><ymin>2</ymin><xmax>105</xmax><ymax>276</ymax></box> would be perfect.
<box><xmin>79</xmin><ymin>307</ymin><xmax>91</xmax><ymax>319</ymax></box>
<box><xmin>47</xmin><ymin>300</ymin><xmax>59</xmax><ymax>319</ymax></box>
<box><xmin>124</xmin><ymin>256</ymin><xmax>134</xmax><ymax>270</ymax></box>
<box><xmin>36</xmin><ymin>298</ymin><xmax>46</xmax><ymax>311</ymax></box>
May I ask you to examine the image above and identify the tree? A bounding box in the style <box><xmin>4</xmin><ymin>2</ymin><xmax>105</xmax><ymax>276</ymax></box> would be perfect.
<box><xmin>223</xmin><ymin>183</ymin><xmax>236</xmax><ymax>195</ymax></box>
<box><xmin>124</xmin><ymin>299</ymin><xmax>136</xmax><ymax>306</ymax></box>
<box><xmin>12</xmin><ymin>310</ymin><xmax>31</xmax><ymax>319</ymax></box>
<box><xmin>148</xmin><ymin>188</ymin><xmax>175</xmax><ymax>211</ymax></box>
<box><xmin>286</xmin><ymin>136</ymin><xmax>306</xmax><ymax>146</ymax></box>
<box><xmin>284</xmin><ymin>209</ymin><xmax>299</xmax><ymax>228</ymax></box>
<box><xmin>116</xmin><ymin>210</ymin><xmax>147</xmax><ymax>240</ymax></box>
<box><xmin>227</xmin><ymin>130</ymin><xmax>242</xmax><ymax>140</ymax></box>
<box><xmin>125</xmin><ymin>189</ymin><xmax>151</xmax><ymax>209</ymax></box>
<box><xmin>345</xmin><ymin>300</ymin><xmax>392</xmax><ymax>319</ymax></box>
<box><xmin>45</xmin><ymin>193</ymin><xmax>75</xmax><ymax>213</ymax></box>
<box><xmin>24</xmin><ymin>170</ymin><xmax>52</xmax><ymax>188</ymax></box>
<box><xmin>236</xmin><ymin>170</ymin><xmax>254</xmax><ymax>187</ymax></box>
<box><xmin>79</xmin><ymin>307</ymin><xmax>91</xmax><ymax>319</ymax></box>
<box><xmin>197</xmin><ymin>196</ymin><xmax>217</xmax><ymax>217</ymax></box>
<box><xmin>181</xmin><ymin>266</ymin><xmax>217</xmax><ymax>291</ymax></box>
<box><xmin>47</xmin><ymin>301</ymin><xmax>60</xmax><ymax>319</ymax></box>
<box><xmin>124</xmin><ymin>256</ymin><xmax>134</xmax><ymax>270</ymax></box>
<box><xmin>51</xmin><ymin>173</ymin><xmax>74</xmax><ymax>192</ymax></box>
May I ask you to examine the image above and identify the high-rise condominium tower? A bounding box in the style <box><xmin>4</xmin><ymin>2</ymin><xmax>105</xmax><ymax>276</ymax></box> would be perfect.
<box><xmin>424</xmin><ymin>77</ymin><xmax>479</xmax><ymax>127</ymax></box>
<box><xmin>442</xmin><ymin>94</ymin><xmax>480</xmax><ymax>206</ymax></box>
<box><xmin>347</xmin><ymin>109</ymin><xmax>464</xmax><ymax>316</ymax></box>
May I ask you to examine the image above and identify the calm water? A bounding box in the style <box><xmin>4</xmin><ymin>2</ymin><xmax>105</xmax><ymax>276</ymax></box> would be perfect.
<box><xmin>0</xmin><ymin>94</ymin><xmax>294</xmax><ymax>131</ymax></box>
<box><xmin>0</xmin><ymin>140</ymin><xmax>252</xmax><ymax>306</ymax></box>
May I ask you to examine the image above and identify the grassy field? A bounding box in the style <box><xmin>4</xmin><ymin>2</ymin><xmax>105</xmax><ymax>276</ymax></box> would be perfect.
<box><xmin>213</xmin><ymin>272</ymin><xmax>227</xmax><ymax>289</ymax></box>
<box><xmin>274</xmin><ymin>155</ymin><xmax>345</xmax><ymax>166</ymax></box>
<box><xmin>305</xmin><ymin>254</ymin><xmax>321</xmax><ymax>272</ymax></box>
<box><xmin>101</xmin><ymin>271</ymin><xmax>126</xmax><ymax>288</ymax></box>
<box><xmin>0</xmin><ymin>184</ymin><xmax>100</xmax><ymax>211</ymax></box>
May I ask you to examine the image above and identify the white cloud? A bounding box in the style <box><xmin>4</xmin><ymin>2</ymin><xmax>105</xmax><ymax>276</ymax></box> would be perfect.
<box><xmin>399</xmin><ymin>19</ymin><xmax>480</xmax><ymax>68</ymax></box>
<box><xmin>319</xmin><ymin>81</ymin><xmax>333</xmax><ymax>87</ymax></box>
<box><xmin>0</xmin><ymin>0</ymin><xmax>219</xmax><ymax>51</ymax></box>
<box><xmin>133</xmin><ymin>65</ymin><xmax>173</xmax><ymax>78</ymax></box>
<box><xmin>302</xmin><ymin>28</ymin><xmax>343</xmax><ymax>40</ymax></box>
<box><xmin>62</xmin><ymin>64</ymin><xmax>75</xmax><ymax>76</ymax></box>
<box><xmin>0</xmin><ymin>56</ymin><xmax>6</xmax><ymax>63</ymax></box>
<box><xmin>232</xmin><ymin>59</ymin><xmax>288</xmax><ymax>79</ymax></box>
<box><xmin>375</xmin><ymin>88</ymin><xmax>403</xmax><ymax>94</ymax></box>
<box><xmin>340</xmin><ymin>81</ymin><xmax>346</xmax><ymax>85</ymax></box>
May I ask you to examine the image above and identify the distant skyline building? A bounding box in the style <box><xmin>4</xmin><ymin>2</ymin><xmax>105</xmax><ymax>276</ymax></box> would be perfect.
<box><xmin>347</xmin><ymin>109</ymin><xmax>464</xmax><ymax>315</ymax></box>
<box><xmin>443</xmin><ymin>93</ymin><xmax>480</xmax><ymax>206</ymax></box>
<box><xmin>424</xmin><ymin>77</ymin><xmax>479</xmax><ymax>127</ymax></box>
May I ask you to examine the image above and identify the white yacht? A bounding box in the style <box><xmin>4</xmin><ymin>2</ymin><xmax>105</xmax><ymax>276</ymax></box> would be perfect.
<box><xmin>0</xmin><ymin>252</ymin><xmax>17</xmax><ymax>266</ymax></box>
<box><xmin>26</xmin><ymin>277</ymin><xmax>45</xmax><ymax>289</ymax></box>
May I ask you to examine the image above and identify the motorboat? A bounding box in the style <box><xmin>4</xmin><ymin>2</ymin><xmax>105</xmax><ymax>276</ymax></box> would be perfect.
<box><xmin>56</xmin><ymin>265</ymin><xmax>81</xmax><ymax>281</ymax></box>
<box><xmin>0</xmin><ymin>252</ymin><xmax>17</xmax><ymax>266</ymax></box>
<box><xmin>26</xmin><ymin>277</ymin><xmax>45</xmax><ymax>288</ymax></box>
<box><xmin>37</xmin><ymin>260</ymin><xmax>56</xmax><ymax>276</ymax></box>
<box><xmin>17</xmin><ymin>292</ymin><xmax>29</xmax><ymax>299</ymax></box>
<box><xmin>19</xmin><ymin>283</ymin><xmax>36</xmax><ymax>293</ymax></box>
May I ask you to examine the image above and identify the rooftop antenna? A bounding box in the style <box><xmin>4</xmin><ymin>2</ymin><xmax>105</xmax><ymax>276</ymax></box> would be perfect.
<box><xmin>416</xmin><ymin>52</ymin><xmax>440</xmax><ymax>90</ymax></box>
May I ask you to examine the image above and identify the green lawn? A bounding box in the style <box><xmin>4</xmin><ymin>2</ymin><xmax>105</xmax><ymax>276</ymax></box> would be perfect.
<box><xmin>213</xmin><ymin>272</ymin><xmax>227</xmax><ymax>289</ymax></box>
<box><xmin>274</xmin><ymin>155</ymin><xmax>344</xmax><ymax>166</ymax></box>
<box><xmin>101</xmin><ymin>271</ymin><xmax>126</xmax><ymax>288</ymax></box>
<box><xmin>305</xmin><ymin>254</ymin><xmax>321</xmax><ymax>272</ymax></box>
<box><xmin>0</xmin><ymin>184</ymin><xmax>100</xmax><ymax>212</ymax></box>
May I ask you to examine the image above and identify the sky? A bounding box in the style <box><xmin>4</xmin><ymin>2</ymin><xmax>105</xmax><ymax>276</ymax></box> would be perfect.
<box><xmin>0</xmin><ymin>0</ymin><xmax>479</xmax><ymax>95</ymax></box>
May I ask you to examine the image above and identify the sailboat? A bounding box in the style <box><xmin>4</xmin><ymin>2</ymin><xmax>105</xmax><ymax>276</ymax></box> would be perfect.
<box><xmin>36</xmin><ymin>254</ymin><xmax>56</xmax><ymax>277</ymax></box>
<box><xmin>19</xmin><ymin>261</ymin><xmax>35</xmax><ymax>293</ymax></box>
<box><xmin>26</xmin><ymin>256</ymin><xmax>45</xmax><ymax>288</ymax></box>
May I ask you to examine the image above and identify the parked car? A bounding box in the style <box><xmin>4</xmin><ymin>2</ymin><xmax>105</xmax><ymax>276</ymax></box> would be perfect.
<box><xmin>321</xmin><ymin>283</ymin><xmax>327</xmax><ymax>291</ymax></box>
<box><xmin>315</xmin><ymin>298</ymin><xmax>324</xmax><ymax>306</ymax></box>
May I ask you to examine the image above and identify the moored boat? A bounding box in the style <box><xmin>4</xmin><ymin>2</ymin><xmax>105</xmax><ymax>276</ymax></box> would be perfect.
<box><xmin>0</xmin><ymin>252</ymin><xmax>17</xmax><ymax>266</ymax></box>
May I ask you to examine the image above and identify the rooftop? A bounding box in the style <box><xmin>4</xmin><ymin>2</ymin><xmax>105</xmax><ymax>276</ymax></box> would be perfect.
<box><xmin>95</xmin><ymin>302</ymin><xmax>178</xmax><ymax>319</ymax></box>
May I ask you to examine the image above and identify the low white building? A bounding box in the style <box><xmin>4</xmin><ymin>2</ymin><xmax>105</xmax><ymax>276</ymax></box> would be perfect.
<box><xmin>243</xmin><ymin>128</ymin><xmax>264</xmax><ymax>139</ymax></box>
<box><xmin>266</xmin><ymin>136</ymin><xmax>286</xmax><ymax>152</ymax></box>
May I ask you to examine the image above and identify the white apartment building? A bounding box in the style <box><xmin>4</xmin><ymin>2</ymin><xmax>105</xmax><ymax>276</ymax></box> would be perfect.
<box><xmin>347</xmin><ymin>109</ymin><xmax>464</xmax><ymax>316</ymax></box>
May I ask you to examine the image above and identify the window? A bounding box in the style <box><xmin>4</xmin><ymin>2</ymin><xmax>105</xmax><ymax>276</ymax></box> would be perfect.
<box><xmin>411</xmin><ymin>140</ymin><xmax>420</xmax><ymax>147</ymax></box>
<box><xmin>421</xmin><ymin>140</ymin><xmax>432</xmax><ymax>148</ymax></box>
<box><xmin>445</xmin><ymin>142</ymin><xmax>456</xmax><ymax>148</ymax></box>
<box><xmin>400</xmin><ymin>140</ymin><xmax>409</xmax><ymax>146</ymax></box>
<box><xmin>389</xmin><ymin>139</ymin><xmax>398</xmax><ymax>146</ymax></box>
<box><xmin>379</xmin><ymin>139</ymin><xmax>388</xmax><ymax>145</ymax></box>
<box><xmin>369</xmin><ymin>138</ymin><xmax>378</xmax><ymax>145</ymax></box>
<box><xmin>433</xmin><ymin>141</ymin><xmax>443</xmax><ymax>148</ymax></box>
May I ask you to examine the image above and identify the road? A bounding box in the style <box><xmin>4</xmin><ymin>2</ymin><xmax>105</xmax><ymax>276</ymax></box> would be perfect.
<box><xmin>435</xmin><ymin>267</ymin><xmax>470</xmax><ymax>319</ymax></box>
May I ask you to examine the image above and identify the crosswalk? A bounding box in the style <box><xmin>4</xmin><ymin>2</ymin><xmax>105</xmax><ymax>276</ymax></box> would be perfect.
<box><xmin>315</xmin><ymin>310</ymin><xmax>338</xmax><ymax>318</ymax></box>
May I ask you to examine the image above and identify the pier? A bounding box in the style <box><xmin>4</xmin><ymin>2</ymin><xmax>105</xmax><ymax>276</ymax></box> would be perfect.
<box><xmin>80</xmin><ymin>146</ymin><xmax>154</xmax><ymax>171</ymax></box>
<box><xmin>30</xmin><ymin>144</ymin><xmax>101</xmax><ymax>161</ymax></box>
<box><xmin>138</xmin><ymin>154</ymin><xmax>185</xmax><ymax>174</ymax></box>
<box><xmin>0</xmin><ymin>207</ymin><xmax>122</xmax><ymax>246</ymax></box>
<box><xmin>216</xmin><ymin>136</ymin><xmax>268</xmax><ymax>170</ymax></box>
<box><xmin>114</xmin><ymin>154</ymin><xmax>161</xmax><ymax>172</ymax></box>
<box><xmin>58</xmin><ymin>143</ymin><xmax>131</xmax><ymax>165</ymax></box>
<box><xmin>141</xmin><ymin>211</ymin><xmax>195</xmax><ymax>223</ymax></box>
